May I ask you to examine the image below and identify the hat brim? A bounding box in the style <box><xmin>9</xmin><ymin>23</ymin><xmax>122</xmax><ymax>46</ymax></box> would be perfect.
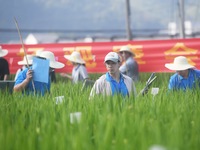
<box><xmin>104</xmin><ymin>58</ymin><xmax>119</xmax><ymax>63</ymax></box>
<box><xmin>165</xmin><ymin>63</ymin><xmax>194</xmax><ymax>71</ymax></box>
<box><xmin>0</xmin><ymin>50</ymin><xmax>8</xmax><ymax>57</ymax></box>
<box><xmin>18</xmin><ymin>60</ymin><xmax>33</xmax><ymax>65</ymax></box>
<box><xmin>64</xmin><ymin>55</ymin><xmax>85</xmax><ymax>64</ymax></box>
<box><xmin>119</xmin><ymin>50</ymin><xmax>135</xmax><ymax>56</ymax></box>
<box><xmin>50</xmin><ymin>61</ymin><xmax>65</xmax><ymax>69</ymax></box>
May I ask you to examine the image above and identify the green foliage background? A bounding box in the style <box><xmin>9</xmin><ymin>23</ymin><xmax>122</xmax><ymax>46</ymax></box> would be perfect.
<box><xmin>1</xmin><ymin>73</ymin><xmax>200</xmax><ymax>150</ymax></box>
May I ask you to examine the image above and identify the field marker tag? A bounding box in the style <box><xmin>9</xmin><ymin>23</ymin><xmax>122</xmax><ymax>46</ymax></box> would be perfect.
<box><xmin>151</xmin><ymin>87</ymin><xmax>159</xmax><ymax>96</ymax></box>
<box><xmin>55</xmin><ymin>96</ymin><xmax>64</xmax><ymax>104</ymax></box>
<box><xmin>70</xmin><ymin>112</ymin><xmax>82</xmax><ymax>124</ymax></box>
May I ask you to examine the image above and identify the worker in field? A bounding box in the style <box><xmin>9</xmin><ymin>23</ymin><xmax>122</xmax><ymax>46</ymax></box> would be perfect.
<box><xmin>119</xmin><ymin>45</ymin><xmax>139</xmax><ymax>82</ymax></box>
<box><xmin>89</xmin><ymin>52</ymin><xmax>136</xmax><ymax>98</ymax></box>
<box><xmin>14</xmin><ymin>51</ymin><xmax>64</xmax><ymax>96</ymax></box>
<box><xmin>165</xmin><ymin>56</ymin><xmax>200</xmax><ymax>91</ymax></box>
<box><xmin>14</xmin><ymin>55</ymin><xmax>33</xmax><ymax>81</ymax></box>
<box><xmin>60</xmin><ymin>51</ymin><xmax>89</xmax><ymax>83</ymax></box>
<box><xmin>0</xmin><ymin>46</ymin><xmax>10</xmax><ymax>80</ymax></box>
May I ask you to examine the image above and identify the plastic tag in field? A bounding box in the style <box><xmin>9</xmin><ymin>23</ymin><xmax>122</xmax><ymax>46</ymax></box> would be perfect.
<box><xmin>70</xmin><ymin>112</ymin><xmax>82</xmax><ymax>124</ymax></box>
<box><xmin>151</xmin><ymin>87</ymin><xmax>159</xmax><ymax>96</ymax></box>
<box><xmin>55</xmin><ymin>96</ymin><xmax>64</xmax><ymax>104</ymax></box>
<box><xmin>149</xmin><ymin>145</ymin><xmax>166</xmax><ymax>150</ymax></box>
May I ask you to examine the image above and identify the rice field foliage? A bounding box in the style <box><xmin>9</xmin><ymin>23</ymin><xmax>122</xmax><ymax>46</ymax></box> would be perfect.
<box><xmin>1</xmin><ymin>73</ymin><xmax>200</xmax><ymax>150</ymax></box>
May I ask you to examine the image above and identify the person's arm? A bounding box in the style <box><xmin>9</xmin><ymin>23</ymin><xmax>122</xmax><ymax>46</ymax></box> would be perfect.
<box><xmin>60</xmin><ymin>73</ymin><xmax>72</xmax><ymax>80</ymax></box>
<box><xmin>14</xmin><ymin>69</ymin><xmax>32</xmax><ymax>92</ymax></box>
<box><xmin>4</xmin><ymin>74</ymin><xmax>9</xmax><ymax>81</ymax></box>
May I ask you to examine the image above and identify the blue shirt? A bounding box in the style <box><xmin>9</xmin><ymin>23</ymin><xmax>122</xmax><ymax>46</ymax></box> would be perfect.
<box><xmin>168</xmin><ymin>69</ymin><xmax>200</xmax><ymax>91</ymax></box>
<box><xmin>106</xmin><ymin>72</ymin><xmax>129</xmax><ymax>97</ymax></box>
<box><xmin>15</xmin><ymin>68</ymin><xmax>50</xmax><ymax>96</ymax></box>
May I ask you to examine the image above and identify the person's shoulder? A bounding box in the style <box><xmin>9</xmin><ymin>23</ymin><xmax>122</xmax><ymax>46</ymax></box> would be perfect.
<box><xmin>192</xmin><ymin>69</ymin><xmax>200</xmax><ymax>76</ymax></box>
<box><xmin>127</xmin><ymin>57</ymin><xmax>137</xmax><ymax>64</ymax></box>
<box><xmin>122</xmin><ymin>74</ymin><xmax>133</xmax><ymax>81</ymax></box>
<box><xmin>169</xmin><ymin>73</ymin><xmax>179</xmax><ymax>81</ymax></box>
<box><xmin>193</xmin><ymin>69</ymin><xmax>200</xmax><ymax>73</ymax></box>
<box><xmin>97</xmin><ymin>74</ymin><xmax>106</xmax><ymax>81</ymax></box>
<box><xmin>0</xmin><ymin>57</ymin><xmax>8</xmax><ymax>62</ymax></box>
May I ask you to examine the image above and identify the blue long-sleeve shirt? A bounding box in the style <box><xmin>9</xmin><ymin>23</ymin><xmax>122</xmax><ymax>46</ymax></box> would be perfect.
<box><xmin>168</xmin><ymin>69</ymin><xmax>200</xmax><ymax>91</ymax></box>
<box><xmin>15</xmin><ymin>68</ymin><xmax>50</xmax><ymax>96</ymax></box>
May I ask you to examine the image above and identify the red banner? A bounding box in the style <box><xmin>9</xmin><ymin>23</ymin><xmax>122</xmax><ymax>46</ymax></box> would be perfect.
<box><xmin>2</xmin><ymin>38</ymin><xmax>200</xmax><ymax>74</ymax></box>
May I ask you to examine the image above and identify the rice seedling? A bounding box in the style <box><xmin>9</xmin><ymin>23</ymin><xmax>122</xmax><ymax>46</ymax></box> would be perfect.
<box><xmin>0</xmin><ymin>73</ymin><xmax>200</xmax><ymax>150</ymax></box>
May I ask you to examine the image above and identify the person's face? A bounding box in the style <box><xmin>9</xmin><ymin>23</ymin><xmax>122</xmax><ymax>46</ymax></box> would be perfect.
<box><xmin>119</xmin><ymin>51</ymin><xmax>132</xmax><ymax>61</ymax></box>
<box><xmin>176</xmin><ymin>69</ymin><xmax>189</xmax><ymax>78</ymax></box>
<box><xmin>105</xmin><ymin>60</ymin><xmax>120</xmax><ymax>75</ymax></box>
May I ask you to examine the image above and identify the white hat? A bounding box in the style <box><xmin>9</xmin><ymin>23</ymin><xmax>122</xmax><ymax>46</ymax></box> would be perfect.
<box><xmin>36</xmin><ymin>50</ymin><xmax>43</xmax><ymax>56</ymax></box>
<box><xmin>64</xmin><ymin>51</ymin><xmax>85</xmax><ymax>64</ymax></box>
<box><xmin>119</xmin><ymin>46</ymin><xmax>135</xmax><ymax>56</ymax></box>
<box><xmin>165</xmin><ymin>56</ymin><xmax>194</xmax><ymax>71</ymax></box>
<box><xmin>39</xmin><ymin>51</ymin><xmax>65</xmax><ymax>69</ymax></box>
<box><xmin>104</xmin><ymin>52</ymin><xmax>121</xmax><ymax>63</ymax></box>
<box><xmin>18</xmin><ymin>55</ymin><xmax>33</xmax><ymax>65</ymax></box>
<box><xmin>0</xmin><ymin>46</ymin><xmax>8</xmax><ymax>57</ymax></box>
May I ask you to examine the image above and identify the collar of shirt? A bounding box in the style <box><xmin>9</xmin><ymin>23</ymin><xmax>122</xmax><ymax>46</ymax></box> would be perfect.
<box><xmin>74</xmin><ymin>64</ymin><xmax>81</xmax><ymax>71</ymax></box>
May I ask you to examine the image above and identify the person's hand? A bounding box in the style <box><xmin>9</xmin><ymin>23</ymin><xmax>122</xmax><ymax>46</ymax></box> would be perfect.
<box><xmin>140</xmin><ymin>87</ymin><xmax>149</xmax><ymax>96</ymax></box>
<box><xmin>60</xmin><ymin>73</ymin><xmax>66</xmax><ymax>77</ymax></box>
<box><xmin>26</xmin><ymin>69</ymin><xmax>33</xmax><ymax>81</ymax></box>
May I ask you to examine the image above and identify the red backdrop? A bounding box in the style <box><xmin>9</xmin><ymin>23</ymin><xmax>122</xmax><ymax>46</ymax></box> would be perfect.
<box><xmin>2</xmin><ymin>38</ymin><xmax>200</xmax><ymax>74</ymax></box>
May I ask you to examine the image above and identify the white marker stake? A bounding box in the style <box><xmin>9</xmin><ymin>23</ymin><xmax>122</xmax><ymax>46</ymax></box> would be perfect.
<box><xmin>70</xmin><ymin>112</ymin><xmax>82</xmax><ymax>124</ymax></box>
<box><xmin>151</xmin><ymin>87</ymin><xmax>159</xmax><ymax>100</ymax></box>
<box><xmin>55</xmin><ymin>96</ymin><xmax>64</xmax><ymax>104</ymax></box>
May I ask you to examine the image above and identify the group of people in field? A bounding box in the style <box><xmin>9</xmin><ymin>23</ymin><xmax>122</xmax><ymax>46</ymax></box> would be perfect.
<box><xmin>1</xmin><ymin>45</ymin><xmax>200</xmax><ymax>98</ymax></box>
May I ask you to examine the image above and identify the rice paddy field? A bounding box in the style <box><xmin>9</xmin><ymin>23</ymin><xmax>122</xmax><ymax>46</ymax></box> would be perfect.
<box><xmin>1</xmin><ymin>73</ymin><xmax>200</xmax><ymax>150</ymax></box>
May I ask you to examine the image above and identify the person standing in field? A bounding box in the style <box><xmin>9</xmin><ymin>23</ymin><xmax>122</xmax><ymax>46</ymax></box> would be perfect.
<box><xmin>165</xmin><ymin>56</ymin><xmax>200</xmax><ymax>91</ymax></box>
<box><xmin>0</xmin><ymin>46</ymin><xmax>10</xmax><ymax>81</ymax></box>
<box><xmin>60</xmin><ymin>51</ymin><xmax>89</xmax><ymax>83</ymax></box>
<box><xmin>90</xmin><ymin>52</ymin><xmax>136</xmax><ymax>98</ymax></box>
<box><xmin>14</xmin><ymin>51</ymin><xmax>65</xmax><ymax>96</ymax></box>
<box><xmin>119</xmin><ymin>45</ymin><xmax>139</xmax><ymax>82</ymax></box>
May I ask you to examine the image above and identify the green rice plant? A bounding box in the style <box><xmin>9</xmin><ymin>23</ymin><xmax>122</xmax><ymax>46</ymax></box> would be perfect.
<box><xmin>0</xmin><ymin>73</ymin><xmax>200</xmax><ymax>150</ymax></box>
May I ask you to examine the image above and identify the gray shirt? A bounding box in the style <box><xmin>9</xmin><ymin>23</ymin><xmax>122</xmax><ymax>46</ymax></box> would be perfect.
<box><xmin>119</xmin><ymin>57</ymin><xmax>139</xmax><ymax>82</ymax></box>
<box><xmin>72</xmin><ymin>65</ymin><xmax>89</xmax><ymax>83</ymax></box>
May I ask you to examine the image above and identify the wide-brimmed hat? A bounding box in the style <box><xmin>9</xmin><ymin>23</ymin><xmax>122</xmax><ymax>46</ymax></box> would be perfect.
<box><xmin>0</xmin><ymin>46</ymin><xmax>8</xmax><ymax>57</ymax></box>
<box><xmin>165</xmin><ymin>56</ymin><xmax>194</xmax><ymax>71</ymax></box>
<box><xmin>36</xmin><ymin>50</ymin><xmax>43</xmax><ymax>56</ymax></box>
<box><xmin>18</xmin><ymin>55</ymin><xmax>33</xmax><ymax>65</ymax></box>
<box><xmin>39</xmin><ymin>51</ymin><xmax>65</xmax><ymax>69</ymax></box>
<box><xmin>119</xmin><ymin>45</ymin><xmax>135</xmax><ymax>56</ymax></box>
<box><xmin>104</xmin><ymin>52</ymin><xmax>121</xmax><ymax>63</ymax></box>
<box><xmin>64</xmin><ymin>51</ymin><xmax>85</xmax><ymax>64</ymax></box>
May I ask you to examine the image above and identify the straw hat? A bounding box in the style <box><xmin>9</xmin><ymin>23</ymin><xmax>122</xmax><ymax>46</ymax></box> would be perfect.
<box><xmin>104</xmin><ymin>52</ymin><xmax>121</xmax><ymax>63</ymax></box>
<box><xmin>64</xmin><ymin>51</ymin><xmax>85</xmax><ymax>64</ymax></box>
<box><xmin>119</xmin><ymin>46</ymin><xmax>135</xmax><ymax>56</ymax></box>
<box><xmin>0</xmin><ymin>46</ymin><xmax>8</xmax><ymax>57</ymax></box>
<box><xmin>165</xmin><ymin>56</ymin><xmax>194</xmax><ymax>71</ymax></box>
<box><xmin>18</xmin><ymin>55</ymin><xmax>33</xmax><ymax>65</ymax></box>
<box><xmin>39</xmin><ymin>51</ymin><xmax>65</xmax><ymax>69</ymax></box>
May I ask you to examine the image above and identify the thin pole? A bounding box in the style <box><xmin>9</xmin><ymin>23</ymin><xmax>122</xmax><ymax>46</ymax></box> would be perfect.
<box><xmin>178</xmin><ymin>0</ymin><xmax>185</xmax><ymax>38</ymax></box>
<box><xmin>125</xmin><ymin>0</ymin><xmax>132</xmax><ymax>40</ymax></box>
<box><xmin>14</xmin><ymin>17</ymin><xmax>36</xmax><ymax>94</ymax></box>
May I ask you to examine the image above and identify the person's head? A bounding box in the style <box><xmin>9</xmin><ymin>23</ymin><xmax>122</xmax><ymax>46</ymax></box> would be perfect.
<box><xmin>18</xmin><ymin>55</ymin><xmax>33</xmax><ymax>67</ymax></box>
<box><xmin>104</xmin><ymin>52</ymin><xmax>121</xmax><ymax>75</ymax></box>
<box><xmin>165</xmin><ymin>56</ymin><xmax>194</xmax><ymax>78</ymax></box>
<box><xmin>119</xmin><ymin>46</ymin><xmax>134</xmax><ymax>61</ymax></box>
<box><xmin>64</xmin><ymin>51</ymin><xmax>85</xmax><ymax>66</ymax></box>
<box><xmin>39</xmin><ymin>51</ymin><xmax>65</xmax><ymax>69</ymax></box>
<box><xmin>0</xmin><ymin>46</ymin><xmax>8</xmax><ymax>57</ymax></box>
